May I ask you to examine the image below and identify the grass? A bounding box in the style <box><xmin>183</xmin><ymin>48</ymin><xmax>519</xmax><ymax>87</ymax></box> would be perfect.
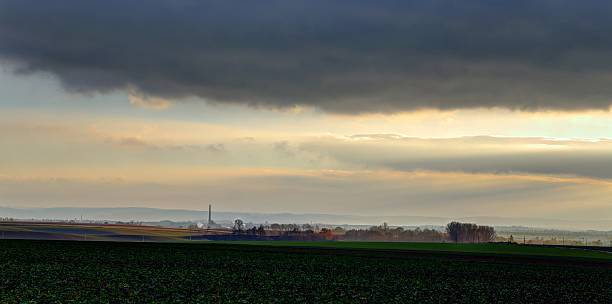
<box><xmin>230</xmin><ymin>241</ymin><xmax>612</xmax><ymax>260</ymax></box>
<box><xmin>1</xmin><ymin>239</ymin><xmax>611</xmax><ymax>303</ymax></box>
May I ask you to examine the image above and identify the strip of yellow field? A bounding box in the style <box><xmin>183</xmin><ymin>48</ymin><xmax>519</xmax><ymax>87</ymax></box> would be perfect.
<box><xmin>0</xmin><ymin>221</ymin><xmax>232</xmax><ymax>237</ymax></box>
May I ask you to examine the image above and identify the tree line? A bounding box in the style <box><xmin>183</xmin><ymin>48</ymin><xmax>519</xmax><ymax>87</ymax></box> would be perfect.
<box><xmin>229</xmin><ymin>220</ymin><xmax>496</xmax><ymax>243</ymax></box>
<box><xmin>343</xmin><ymin>224</ymin><xmax>446</xmax><ymax>242</ymax></box>
<box><xmin>445</xmin><ymin>222</ymin><xmax>496</xmax><ymax>243</ymax></box>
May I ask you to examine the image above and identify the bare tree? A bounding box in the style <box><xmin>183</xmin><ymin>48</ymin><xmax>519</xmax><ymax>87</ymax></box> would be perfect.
<box><xmin>478</xmin><ymin>225</ymin><xmax>496</xmax><ymax>242</ymax></box>
<box><xmin>446</xmin><ymin>222</ymin><xmax>496</xmax><ymax>243</ymax></box>
<box><xmin>257</xmin><ymin>225</ymin><xmax>266</xmax><ymax>236</ymax></box>
<box><xmin>233</xmin><ymin>219</ymin><xmax>244</xmax><ymax>232</ymax></box>
<box><xmin>446</xmin><ymin>222</ymin><xmax>462</xmax><ymax>243</ymax></box>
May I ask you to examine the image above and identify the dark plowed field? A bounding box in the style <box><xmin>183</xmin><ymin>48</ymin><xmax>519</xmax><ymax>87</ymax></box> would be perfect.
<box><xmin>1</xmin><ymin>240</ymin><xmax>611</xmax><ymax>303</ymax></box>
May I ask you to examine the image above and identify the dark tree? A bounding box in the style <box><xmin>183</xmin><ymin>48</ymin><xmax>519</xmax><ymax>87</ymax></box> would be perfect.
<box><xmin>233</xmin><ymin>219</ymin><xmax>244</xmax><ymax>232</ymax></box>
<box><xmin>257</xmin><ymin>225</ymin><xmax>266</xmax><ymax>236</ymax></box>
<box><xmin>446</xmin><ymin>222</ymin><xmax>462</xmax><ymax>243</ymax></box>
<box><xmin>446</xmin><ymin>222</ymin><xmax>496</xmax><ymax>243</ymax></box>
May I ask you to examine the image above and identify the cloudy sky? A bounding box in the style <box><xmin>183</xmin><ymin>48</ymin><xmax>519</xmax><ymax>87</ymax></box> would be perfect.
<box><xmin>1</xmin><ymin>0</ymin><xmax>612</xmax><ymax>222</ymax></box>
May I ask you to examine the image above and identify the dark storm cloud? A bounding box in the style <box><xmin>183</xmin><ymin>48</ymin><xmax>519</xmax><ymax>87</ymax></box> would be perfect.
<box><xmin>3</xmin><ymin>0</ymin><xmax>612</xmax><ymax>113</ymax></box>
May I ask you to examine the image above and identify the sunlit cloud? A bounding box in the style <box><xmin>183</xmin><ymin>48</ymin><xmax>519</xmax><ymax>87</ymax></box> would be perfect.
<box><xmin>128</xmin><ymin>90</ymin><xmax>173</xmax><ymax>110</ymax></box>
<box><xmin>2</xmin><ymin>112</ymin><xmax>612</xmax><ymax>221</ymax></box>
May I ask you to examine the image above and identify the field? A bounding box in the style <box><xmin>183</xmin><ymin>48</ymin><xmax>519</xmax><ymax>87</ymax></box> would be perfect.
<box><xmin>0</xmin><ymin>222</ymin><xmax>231</xmax><ymax>242</ymax></box>
<box><xmin>1</xmin><ymin>240</ymin><xmax>611</xmax><ymax>303</ymax></box>
<box><xmin>232</xmin><ymin>241</ymin><xmax>612</xmax><ymax>260</ymax></box>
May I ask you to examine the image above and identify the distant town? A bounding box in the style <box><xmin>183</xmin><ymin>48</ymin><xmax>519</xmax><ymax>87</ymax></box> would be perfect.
<box><xmin>1</xmin><ymin>204</ymin><xmax>611</xmax><ymax>246</ymax></box>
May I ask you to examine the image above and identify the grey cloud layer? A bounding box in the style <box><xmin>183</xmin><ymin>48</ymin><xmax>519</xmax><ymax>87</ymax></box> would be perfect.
<box><xmin>299</xmin><ymin>136</ymin><xmax>612</xmax><ymax>180</ymax></box>
<box><xmin>3</xmin><ymin>0</ymin><xmax>612</xmax><ymax>112</ymax></box>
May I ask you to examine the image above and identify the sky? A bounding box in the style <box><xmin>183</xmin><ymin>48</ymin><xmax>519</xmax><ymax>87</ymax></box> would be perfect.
<box><xmin>1</xmin><ymin>0</ymin><xmax>612</xmax><ymax>222</ymax></box>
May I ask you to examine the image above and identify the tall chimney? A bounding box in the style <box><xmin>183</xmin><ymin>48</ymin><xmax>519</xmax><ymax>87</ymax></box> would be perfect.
<box><xmin>208</xmin><ymin>204</ymin><xmax>212</xmax><ymax>228</ymax></box>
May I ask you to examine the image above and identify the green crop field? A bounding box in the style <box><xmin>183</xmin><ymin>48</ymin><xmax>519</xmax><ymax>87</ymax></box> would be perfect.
<box><xmin>231</xmin><ymin>241</ymin><xmax>612</xmax><ymax>260</ymax></box>
<box><xmin>1</xmin><ymin>240</ymin><xmax>611</xmax><ymax>303</ymax></box>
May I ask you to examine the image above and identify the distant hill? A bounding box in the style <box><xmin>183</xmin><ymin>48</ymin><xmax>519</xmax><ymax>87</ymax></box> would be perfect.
<box><xmin>0</xmin><ymin>206</ymin><xmax>448</xmax><ymax>225</ymax></box>
<box><xmin>0</xmin><ymin>206</ymin><xmax>610</xmax><ymax>231</ymax></box>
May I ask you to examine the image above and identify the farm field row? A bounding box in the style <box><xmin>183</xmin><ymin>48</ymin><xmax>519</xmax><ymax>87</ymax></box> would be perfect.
<box><xmin>0</xmin><ymin>222</ymin><xmax>231</xmax><ymax>242</ymax></box>
<box><xmin>230</xmin><ymin>241</ymin><xmax>612</xmax><ymax>260</ymax></box>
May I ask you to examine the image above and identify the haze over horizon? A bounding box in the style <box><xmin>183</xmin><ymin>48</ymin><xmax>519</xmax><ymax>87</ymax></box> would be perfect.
<box><xmin>2</xmin><ymin>0</ymin><xmax>612</xmax><ymax>224</ymax></box>
<box><xmin>2</xmin><ymin>205</ymin><xmax>612</xmax><ymax>231</ymax></box>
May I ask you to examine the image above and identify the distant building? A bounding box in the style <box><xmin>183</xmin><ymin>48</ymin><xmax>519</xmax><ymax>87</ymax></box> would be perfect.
<box><xmin>208</xmin><ymin>204</ymin><xmax>212</xmax><ymax>228</ymax></box>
